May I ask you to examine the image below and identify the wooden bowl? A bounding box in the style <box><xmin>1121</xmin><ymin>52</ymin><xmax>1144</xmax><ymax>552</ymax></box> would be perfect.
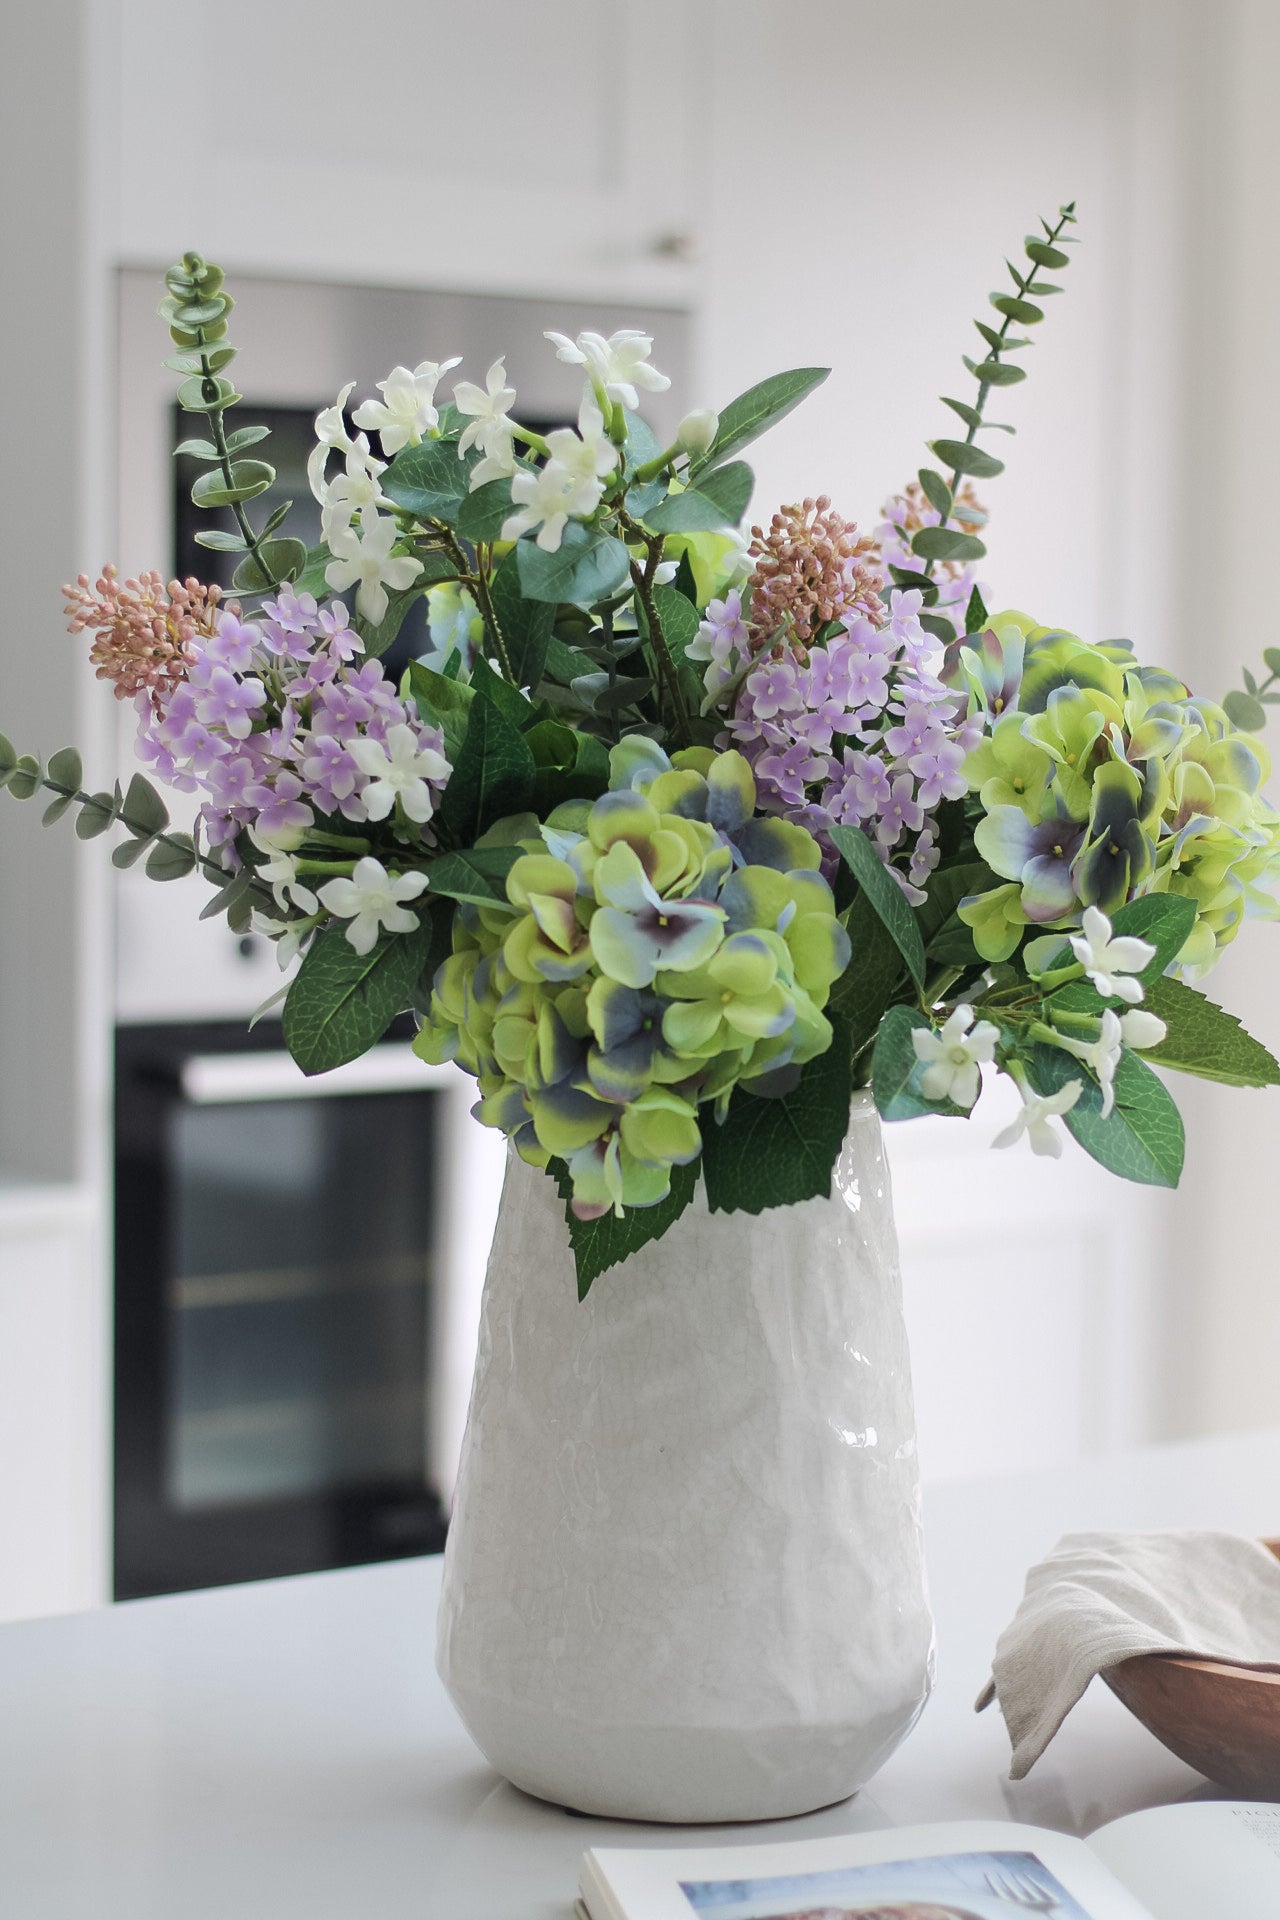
<box><xmin>1102</xmin><ymin>1538</ymin><xmax>1280</xmax><ymax>1794</ymax></box>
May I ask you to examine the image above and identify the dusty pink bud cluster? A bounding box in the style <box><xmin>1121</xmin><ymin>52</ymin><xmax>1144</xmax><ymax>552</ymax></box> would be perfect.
<box><xmin>746</xmin><ymin>496</ymin><xmax>883</xmax><ymax>658</ymax></box>
<box><xmin>63</xmin><ymin>565</ymin><xmax>222</xmax><ymax>710</ymax></box>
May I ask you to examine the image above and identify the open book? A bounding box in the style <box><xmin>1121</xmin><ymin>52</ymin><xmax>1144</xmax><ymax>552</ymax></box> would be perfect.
<box><xmin>579</xmin><ymin>1801</ymin><xmax>1280</xmax><ymax>1920</ymax></box>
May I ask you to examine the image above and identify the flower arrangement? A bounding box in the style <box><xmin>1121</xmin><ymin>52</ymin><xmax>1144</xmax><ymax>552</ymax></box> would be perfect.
<box><xmin>7</xmin><ymin>203</ymin><xmax>1280</xmax><ymax>1293</ymax></box>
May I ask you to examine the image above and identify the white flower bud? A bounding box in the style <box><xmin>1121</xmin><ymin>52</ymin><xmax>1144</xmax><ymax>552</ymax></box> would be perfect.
<box><xmin>676</xmin><ymin>408</ymin><xmax>719</xmax><ymax>457</ymax></box>
<box><xmin>1119</xmin><ymin>1008</ymin><xmax>1167</xmax><ymax>1051</ymax></box>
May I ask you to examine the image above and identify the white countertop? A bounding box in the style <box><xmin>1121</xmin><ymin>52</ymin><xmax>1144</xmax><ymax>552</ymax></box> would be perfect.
<box><xmin>5</xmin><ymin>1426</ymin><xmax>1278</xmax><ymax>1919</ymax></box>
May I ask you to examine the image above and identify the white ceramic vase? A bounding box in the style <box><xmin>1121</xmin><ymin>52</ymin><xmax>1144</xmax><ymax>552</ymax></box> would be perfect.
<box><xmin>436</xmin><ymin>1093</ymin><xmax>934</xmax><ymax>1824</ymax></box>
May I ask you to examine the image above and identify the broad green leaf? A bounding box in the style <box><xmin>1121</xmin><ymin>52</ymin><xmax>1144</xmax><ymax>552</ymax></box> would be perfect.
<box><xmin>123</xmin><ymin>772</ymin><xmax>169</xmax><ymax>836</ymax></box>
<box><xmin>1225</xmin><ymin>689</ymin><xmax>1267</xmax><ymax>732</ymax></box>
<box><xmin>931</xmin><ymin>438</ymin><xmax>1005</xmax><ymax>481</ymax></box>
<box><xmin>516</xmin><ymin>526</ymin><xmax>631</xmax><ymax>606</ymax></box>
<box><xmin>643</xmin><ymin>460</ymin><xmax>754</xmax><ymax>533</ymax></box>
<box><xmin>382</xmin><ymin>438</ymin><xmax>472</xmax><ymax>520</ymax></box>
<box><xmin>1026</xmin><ymin>240</ymin><xmax>1070</xmax><ymax>269</ymax></box>
<box><xmin>965</xmin><ymin>585</ymin><xmax>989</xmax><ymax>633</ymax></box>
<box><xmin>146</xmin><ymin>835</ymin><xmax>198</xmax><ymax>881</ymax></box>
<box><xmin>423</xmin><ymin>844</ymin><xmax>521</xmax><ymax>907</ymax></box>
<box><xmin>700</xmin><ymin>1014</ymin><xmax>853</xmax><ymax>1215</ymax></box>
<box><xmin>293</xmin><ymin>541</ymin><xmax>334</xmax><ymax>599</ymax></box>
<box><xmin>1110</xmin><ymin>893</ymin><xmax>1197</xmax><ymax>983</ymax></box>
<box><xmin>435</xmin><ymin>687</ymin><xmax>537</xmax><ymax>843</ymax></box>
<box><xmin>283</xmin><ymin>919</ymin><xmax>434</xmax><ymax>1077</ymax></box>
<box><xmin>1141</xmin><ymin>977</ymin><xmax>1280</xmax><ymax>1088</ymax></box>
<box><xmin>963</xmin><ymin>356</ymin><xmax>1027</xmax><ymax>388</ymax></box>
<box><xmin>408</xmin><ymin>660</ymin><xmax>475</xmax><ymax>759</ymax></box>
<box><xmin>918</xmin><ymin>858</ymin><xmax>994</xmax><ymax>961</ymax></box>
<box><xmin>829</xmin><ymin>823</ymin><xmax>926</xmax><ymax>987</ymax></box>
<box><xmin>47</xmin><ymin>746</ymin><xmax>82</xmax><ymax>792</ymax></box>
<box><xmin>1028</xmin><ymin>1042</ymin><xmax>1185</xmax><ymax>1187</ymax></box>
<box><xmin>231</xmin><ymin>538</ymin><xmax>308</xmax><ymax>592</ymax></box>
<box><xmin>828</xmin><ymin>892</ymin><xmax>911</xmax><ymax>1064</ymax></box>
<box><xmin>525</xmin><ymin>718</ymin><xmax>610</xmax><ymax>809</ymax></box>
<box><xmin>689</xmin><ymin>367</ymin><xmax>829</xmax><ymax>477</ymax></box>
<box><xmin>649</xmin><ymin>582</ymin><xmax>701</xmax><ymax>669</ymax></box>
<box><xmin>489</xmin><ymin>544</ymin><xmax>555</xmax><ymax>689</ymax></box>
<box><xmin>549</xmin><ymin>1155</ymin><xmax>701</xmax><ymax>1299</ymax></box>
<box><xmin>872</xmin><ymin>1002</ymin><xmax>971</xmax><ymax>1122</ymax></box>
<box><xmin>191</xmin><ymin>459</ymin><xmax>273</xmax><ymax>507</ymax></box>
<box><xmin>469</xmin><ymin>654</ymin><xmax>537</xmax><ymax>729</ymax></box>
<box><xmin>455</xmin><ymin>477</ymin><xmax>518</xmax><ymax>542</ymax></box>
<box><xmin>910</xmin><ymin>525</ymin><xmax>986</xmax><ymax>563</ymax></box>
<box><xmin>917</xmin><ymin>467</ymin><xmax>952</xmax><ymax>518</ymax></box>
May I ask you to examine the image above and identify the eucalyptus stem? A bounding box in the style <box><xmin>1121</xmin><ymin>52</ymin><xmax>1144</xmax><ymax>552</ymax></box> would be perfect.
<box><xmin>431</xmin><ymin>524</ymin><xmax>515</xmax><ymax>682</ymax></box>
<box><xmin>202</xmin><ymin>369</ymin><xmax>281</xmax><ymax>589</ymax></box>
<box><xmin>618</xmin><ymin>512</ymin><xmax>692</xmax><ymax>744</ymax></box>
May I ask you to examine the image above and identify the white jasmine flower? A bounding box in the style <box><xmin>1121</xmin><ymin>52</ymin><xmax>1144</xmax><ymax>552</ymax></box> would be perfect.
<box><xmin>1053</xmin><ymin>1008</ymin><xmax>1124</xmax><ymax>1118</ymax></box>
<box><xmin>317</xmin><ymin>856</ymin><xmax>428</xmax><ymax>956</ymax></box>
<box><xmin>1069</xmin><ymin>904</ymin><xmax>1155</xmax><ymax>1005</ymax></box>
<box><xmin>468</xmin><ymin>429</ymin><xmax>519</xmax><ymax>492</ymax></box>
<box><xmin>325</xmin><ymin>505</ymin><xmax>423</xmax><ymax>626</ymax></box>
<box><xmin>911</xmin><ymin>1004</ymin><xmax>999</xmax><ymax>1110</ymax></box>
<box><xmin>502</xmin><ymin>397</ymin><xmax>617</xmax><ymax>552</ymax></box>
<box><xmin>544</xmin><ymin>327</ymin><xmax>670</xmax><ymax>409</ymax></box>
<box><xmin>1120</xmin><ymin>1007</ymin><xmax>1168</xmax><ymax>1050</ymax></box>
<box><xmin>653</xmin><ymin>560</ymin><xmax>679</xmax><ymax>585</ymax></box>
<box><xmin>993</xmin><ymin>1079</ymin><xmax>1084</xmax><ymax>1158</ymax></box>
<box><xmin>676</xmin><ymin>408</ymin><xmax>719</xmax><ymax>457</ymax></box>
<box><xmin>308</xmin><ymin>381</ymin><xmax>356</xmax><ymax>502</ymax></box>
<box><xmin>250</xmin><ymin>910</ymin><xmax>313</xmax><ymax>972</ymax></box>
<box><xmin>320</xmin><ymin>440</ymin><xmax>388</xmax><ymax>545</ymax></box>
<box><xmin>352</xmin><ymin>358</ymin><xmax>462</xmax><ymax>455</ymax></box>
<box><xmin>348</xmin><ymin>722</ymin><xmax>451</xmax><ymax>824</ymax></box>
<box><xmin>248</xmin><ymin>830</ymin><xmax>319</xmax><ymax>913</ymax></box>
<box><xmin>454</xmin><ymin>358</ymin><xmax>517</xmax><ymax>457</ymax></box>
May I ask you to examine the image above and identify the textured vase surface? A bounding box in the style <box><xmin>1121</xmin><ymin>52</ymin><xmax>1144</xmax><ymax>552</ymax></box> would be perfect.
<box><xmin>436</xmin><ymin>1093</ymin><xmax>934</xmax><ymax>1823</ymax></box>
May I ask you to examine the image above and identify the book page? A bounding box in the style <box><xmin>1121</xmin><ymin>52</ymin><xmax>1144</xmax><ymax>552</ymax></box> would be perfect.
<box><xmin>582</xmin><ymin>1819</ymin><xmax>1156</xmax><ymax>1920</ymax></box>
<box><xmin>1088</xmin><ymin>1800</ymin><xmax>1280</xmax><ymax>1920</ymax></box>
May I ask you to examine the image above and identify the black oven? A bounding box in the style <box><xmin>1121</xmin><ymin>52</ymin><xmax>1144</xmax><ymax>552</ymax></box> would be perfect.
<box><xmin>113</xmin><ymin>1017</ymin><xmax>451</xmax><ymax>1598</ymax></box>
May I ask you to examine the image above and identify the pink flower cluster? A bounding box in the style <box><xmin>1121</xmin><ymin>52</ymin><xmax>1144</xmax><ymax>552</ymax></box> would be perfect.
<box><xmin>132</xmin><ymin>586</ymin><xmax>450</xmax><ymax>865</ymax></box>
<box><xmin>716</xmin><ymin>587</ymin><xmax>983</xmax><ymax>902</ymax></box>
<box><xmin>63</xmin><ymin>566</ymin><xmax>222</xmax><ymax>710</ymax></box>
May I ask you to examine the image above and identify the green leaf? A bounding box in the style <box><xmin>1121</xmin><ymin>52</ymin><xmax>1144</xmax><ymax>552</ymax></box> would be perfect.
<box><xmin>199</xmin><ymin>870</ymin><xmax>253</xmax><ymax>923</ymax></box>
<box><xmin>423</xmin><ymin>844</ymin><xmax>521</xmax><ymax>907</ymax></box>
<box><xmin>294</xmin><ymin>542</ymin><xmax>334</xmax><ymax>599</ymax></box>
<box><xmin>990</xmin><ymin>293</ymin><xmax>1044</xmax><ymax>325</ymax></box>
<box><xmin>74</xmin><ymin>791</ymin><xmax>119</xmax><ymax>838</ymax></box>
<box><xmin>515</xmin><ymin>526</ymin><xmax>631</xmax><ymax>606</ymax></box>
<box><xmin>489</xmin><ymin>545</ymin><xmax>555</xmax><ymax>689</ymax></box>
<box><xmin>829</xmin><ymin>824</ymin><xmax>926</xmax><ymax>987</ymax></box>
<box><xmin>649</xmin><ymin>583</ymin><xmax>701</xmax><ymax>669</ymax></box>
<box><xmin>173</xmin><ymin>437</ymin><xmax>218</xmax><ymax>459</ymax></box>
<box><xmin>828</xmin><ymin>893</ymin><xmax>911</xmax><ymax>1062</ymax></box>
<box><xmin>111</xmin><ymin>834</ymin><xmax>153</xmax><ymax>869</ymax></box>
<box><xmin>690</xmin><ymin>366</ymin><xmax>832</xmax><ymax>476</ymax></box>
<box><xmin>549</xmin><ymin>1156</ymin><xmax>701</xmax><ymax>1299</ymax></box>
<box><xmin>46</xmin><ymin>746</ymin><xmax>82</xmax><ymax>792</ymax></box>
<box><xmin>1264</xmin><ymin>647</ymin><xmax>1280</xmax><ymax>677</ymax></box>
<box><xmin>1110</xmin><ymin>893</ymin><xmax>1198</xmax><ymax>983</ymax></box>
<box><xmin>381</xmin><ymin>439</ymin><xmax>472</xmax><ymax>520</ymax></box>
<box><xmin>919</xmin><ymin>612</ymin><xmax>957</xmax><ymax>645</ymax></box>
<box><xmin>122</xmin><ymin>772</ymin><xmax>169</xmax><ymax>837</ymax></box>
<box><xmin>283</xmin><ymin>918</ymin><xmax>434</xmax><ymax>1077</ymax></box>
<box><xmin>917</xmin><ymin>858</ymin><xmax>994</xmax><ymax>954</ymax></box>
<box><xmin>146</xmin><ymin>834</ymin><xmax>198</xmax><ymax>881</ymax></box>
<box><xmin>1140</xmin><ymin>977</ymin><xmax>1280</xmax><ymax>1087</ymax></box>
<box><xmin>917</xmin><ymin>468</ymin><xmax>952</xmax><ymax>518</ymax></box>
<box><xmin>191</xmin><ymin>460</ymin><xmax>273</xmax><ymax>508</ymax></box>
<box><xmin>1026</xmin><ymin>240</ymin><xmax>1070</xmax><ymax>269</ymax></box>
<box><xmin>435</xmin><ymin>688</ymin><xmax>537</xmax><ymax>843</ymax></box>
<box><xmin>700</xmin><ymin>1014</ymin><xmax>853</xmax><ymax>1215</ymax></box>
<box><xmin>408</xmin><ymin>661</ymin><xmax>475</xmax><ymax>759</ymax></box>
<box><xmin>176</xmin><ymin>374</ymin><xmax>242</xmax><ymax>415</ymax></box>
<box><xmin>963</xmin><ymin>357</ymin><xmax>1027</xmax><ymax>388</ymax></box>
<box><xmin>872</xmin><ymin>1002</ymin><xmax>971</xmax><ymax>1121</ymax></box>
<box><xmin>42</xmin><ymin>793</ymin><xmax>74</xmax><ymax>826</ymax></box>
<box><xmin>7</xmin><ymin>755</ymin><xmax>42</xmax><ymax>800</ymax></box>
<box><xmin>259</xmin><ymin>501</ymin><xmax>293</xmax><ymax>541</ymax></box>
<box><xmin>689</xmin><ymin>366</ymin><xmax>829</xmax><ymax>477</ymax></box>
<box><xmin>910</xmin><ymin>525</ymin><xmax>986</xmax><ymax>564</ymax></box>
<box><xmin>224</xmin><ymin>424</ymin><xmax>271</xmax><ymax>455</ymax></box>
<box><xmin>231</xmin><ymin>538</ymin><xmax>308</xmax><ymax>592</ymax></box>
<box><xmin>525</xmin><ymin>718</ymin><xmax>610</xmax><ymax>809</ymax></box>
<box><xmin>353</xmin><ymin>580</ymin><xmax>422</xmax><ymax>657</ymax></box>
<box><xmin>469</xmin><ymin>655</ymin><xmax>537</xmax><ymax>730</ymax></box>
<box><xmin>1225</xmin><ymin>688</ymin><xmax>1268</xmax><ymax>731</ymax></box>
<box><xmin>455</xmin><ymin>477</ymin><xmax>518</xmax><ymax>543</ymax></box>
<box><xmin>194</xmin><ymin>529</ymin><xmax>249</xmax><ymax>554</ymax></box>
<box><xmin>941</xmin><ymin>395</ymin><xmax>983</xmax><ymax>430</ymax></box>
<box><xmin>1028</xmin><ymin>1042</ymin><xmax>1185</xmax><ymax>1188</ymax></box>
<box><xmin>965</xmin><ymin>585</ymin><xmax>989</xmax><ymax>633</ymax></box>
<box><xmin>0</xmin><ymin>733</ymin><xmax>16</xmax><ymax>776</ymax></box>
<box><xmin>643</xmin><ymin>460</ymin><xmax>754</xmax><ymax>533</ymax></box>
<box><xmin>931</xmin><ymin>438</ymin><xmax>1006</xmax><ymax>481</ymax></box>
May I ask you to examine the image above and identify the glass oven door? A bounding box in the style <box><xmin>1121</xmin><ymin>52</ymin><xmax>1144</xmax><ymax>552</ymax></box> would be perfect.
<box><xmin>114</xmin><ymin>1019</ymin><xmax>449</xmax><ymax>1598</ymax></box>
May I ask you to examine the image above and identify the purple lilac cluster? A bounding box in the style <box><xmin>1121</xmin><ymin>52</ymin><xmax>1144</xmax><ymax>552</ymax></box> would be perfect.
<box><xmin>134</xmin><ymin>587</ymin><xmax>450</xmax><ymax>864</ymax></box>
<box><xmin>710</xmin><ymin>587</ymin><xmax>984</xmax><ymax>903</ymax></box>
<box><xmin>873</xmin><ymin>480</ymin><xmax>985</xmax><ymax>640</ymax></box>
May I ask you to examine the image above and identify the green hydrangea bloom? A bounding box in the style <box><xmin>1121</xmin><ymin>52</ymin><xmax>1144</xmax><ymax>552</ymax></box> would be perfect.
<box><xmin>955</xmin><ymin>616</ymin><xmax>1280</xmax><ymax>975</ymax></box>
<box><xmin>414</xmin><ymin>746</ymin><xmax>849</xmax><ymax>1218</ymax></box>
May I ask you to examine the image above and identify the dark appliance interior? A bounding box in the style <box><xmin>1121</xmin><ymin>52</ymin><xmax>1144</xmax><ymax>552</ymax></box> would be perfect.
<box><xmin>114</xmin><ymin>1017</ymin><xmax>448</xmax><ymax>1599</ymax></box>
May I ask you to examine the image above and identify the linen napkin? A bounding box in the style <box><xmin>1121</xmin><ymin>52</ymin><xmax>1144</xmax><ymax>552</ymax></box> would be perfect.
<box><xmin>976</xmin><ymin>1529</ymin><xmax>1280</xmax><ymax>1778</ymax></box>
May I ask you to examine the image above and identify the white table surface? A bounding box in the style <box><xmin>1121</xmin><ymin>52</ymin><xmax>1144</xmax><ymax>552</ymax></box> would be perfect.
<box><xmin>4</xmin><ymin>1427</ymin><xmax>1278</xmax><ymax>1919</ymax></box>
